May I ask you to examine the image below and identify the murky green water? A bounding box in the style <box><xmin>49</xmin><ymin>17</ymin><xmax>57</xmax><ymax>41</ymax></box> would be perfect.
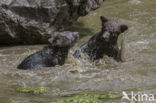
<box><xmin>0</xmin><ymin>0</ymin><xmax>156</xmax><ymax>102</ymax></box>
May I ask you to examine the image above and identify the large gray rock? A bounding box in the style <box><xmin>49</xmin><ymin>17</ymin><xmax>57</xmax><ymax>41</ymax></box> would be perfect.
<box><xmin>0</xmin><ymin>0</ymin><xmax>104</xmax><ymax>44</ymax></box>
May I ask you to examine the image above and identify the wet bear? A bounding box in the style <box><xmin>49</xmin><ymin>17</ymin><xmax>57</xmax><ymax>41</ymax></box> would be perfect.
<box><xmin>73</xmin><ymin>16</ymin><xmax>128</xmax><ymax>61</ymax></box>
<box><xmin>18</xmin><ymin>31</ymin><xmax>79</xmax><ymax>70</ymax></box>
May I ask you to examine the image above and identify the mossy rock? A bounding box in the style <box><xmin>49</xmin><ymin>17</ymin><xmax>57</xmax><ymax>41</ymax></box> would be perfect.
<box><xmin>57</xmin><ymin>93</ymin><xmax>121</xmax><ymax>103</ymax></box>
<box><xmin>16</xmin><ymin>86</ymin><xmax>47</xmax><ymax>94</ymax></box>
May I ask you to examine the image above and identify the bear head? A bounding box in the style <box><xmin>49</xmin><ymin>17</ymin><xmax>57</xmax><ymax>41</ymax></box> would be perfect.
<box><xmin>48</xmin><ymin>31</ymin><xmax>79</xmax><ymax>47</ymax></box>
<box><xmin>100</xmin><ymin>16</ymin><xmax>128</xmax><ymax>44</ymax></box>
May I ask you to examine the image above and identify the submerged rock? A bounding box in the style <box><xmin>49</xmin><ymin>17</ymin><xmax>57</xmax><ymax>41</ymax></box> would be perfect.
<box><xmin>57</xmin><ymin>93</ymin><xmax>121</xmax><ymax>103</ymax></box>
<box><xmin>0</xmin><ymin>0</ymin><xmax>104</xmax><ymax>45</ymax></box>
<box><xmin>17</xmin><ymin>86</ymin><xmax>47</xmax><ymax>94</ymax></box>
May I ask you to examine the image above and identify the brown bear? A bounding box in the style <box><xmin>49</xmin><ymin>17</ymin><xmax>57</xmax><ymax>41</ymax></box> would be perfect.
<box><xmin>18</xmin><ymin>31</ymin><xmax>79</xmax><ymax>70</ymax></box>
<box><xmin>73</xmin><ymin>16</ymin><xmax>128</xmax><ymax>61</ymax></box>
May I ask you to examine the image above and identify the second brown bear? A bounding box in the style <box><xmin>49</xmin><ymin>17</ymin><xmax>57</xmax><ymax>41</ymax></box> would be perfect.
<box><xmin>73</xmin><ymin>16</ymin><xmax>128</xmax><ymax>61</ymax></box>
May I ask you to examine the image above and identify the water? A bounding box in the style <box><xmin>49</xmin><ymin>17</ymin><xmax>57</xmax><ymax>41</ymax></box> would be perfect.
<box><xmin>0</xmin><ymin>0</ymin><xmax>156</xmax><ymax>102</ymax></box>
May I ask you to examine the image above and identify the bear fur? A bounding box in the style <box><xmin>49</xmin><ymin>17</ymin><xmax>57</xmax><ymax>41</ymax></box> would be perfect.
<box><xmin>18</xmin><ymin>31</ymin><xmax>79</xmax><ymax>70</ymax></box>
<box><xmin>73</xmin><ymin>16</ymin><xmax>128</xmax><ymax>61</ymax></box>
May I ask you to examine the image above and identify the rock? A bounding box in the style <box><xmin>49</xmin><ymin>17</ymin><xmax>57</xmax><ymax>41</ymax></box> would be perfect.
<box><xmin>0</xmin><ymin>0</ymin><xmax>104</xmax><ymax>45</ymax></box>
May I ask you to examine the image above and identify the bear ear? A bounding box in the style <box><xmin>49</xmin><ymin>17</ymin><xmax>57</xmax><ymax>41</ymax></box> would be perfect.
<box><xmin>100</xmin><ymin>16</ymin><xmax>108</xmax><ymax>23</ymax></box>
<box><xmin>48</xmin><ymin>38</ymin><xmax>53</xmax><ymax>44</ymax></box>
<box><xmin>48</xmin><ymin>32</ymin><xmax>59</xmax><ymax>44</ymax></box>
<box><xmin>120</xmin><ymin>25</ymin><xmax>128</xmax><ymax>33</ymax></box>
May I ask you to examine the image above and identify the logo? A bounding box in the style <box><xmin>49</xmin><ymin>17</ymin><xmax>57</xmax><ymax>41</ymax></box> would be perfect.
<box><xmin>122</xmin><ymin>91</ymin><xmax>155</xmax><ymax>102</ymax></box>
